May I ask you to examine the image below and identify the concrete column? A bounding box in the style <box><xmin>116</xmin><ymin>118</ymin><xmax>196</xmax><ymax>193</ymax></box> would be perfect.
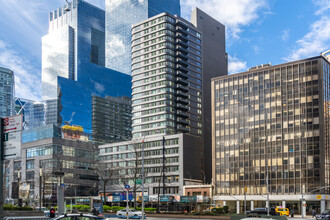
<box><xmin>223</xmin><ymin>201</ymin><xmax>227</xmax><ymax>206</ymax></box>
<box><xmin>237</xmin><ymin>200</ymin><xmax>240</xmax><ymax>214</ymax></box>
<box><xmin>282</xmin><ymin>200</ymin><xmax>286</xmax><ymax>208</ymax></box>
<box><xmin>266</xmin><ymin>200</ymin><xmax>269</xmax><ymax>209</ymax></box>
<box><xmin>321</xmin><ymin>200</ymin><xmax>326</xmax><ymax>213</ymax></box>
<box><xmin>251</xmin><ymin>200</ymin><xmax>254</xmax><ymax>210</ymax></box>
<box><xmin>302</xmin><ymin>200</ymin><xmax>307</xmax><ymax>217</ymax></box>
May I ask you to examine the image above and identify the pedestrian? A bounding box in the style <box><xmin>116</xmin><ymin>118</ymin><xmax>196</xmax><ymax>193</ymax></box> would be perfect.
<box><xmin>92</xmin><ymin>207</ymin><xmax>97</xmax><ymax>216</ymax></box>
<box><xmin>312</xmin><ymin>209</ymin><xmax>316</xmax><ymax>218</ymax></box>
<box><xmin>72</xmin><ymin>207</ymin><xmax>78</xmax><ymax>213</ymax></box>
<box><xmin>50</xmin><ymin>207</ymin><xmax>56</xmax><ymax>218</ymax></box>
<box><xmin>290</xmin><ymin>209</ymin><xmax>294</xmax><ymax>218</ymax></box>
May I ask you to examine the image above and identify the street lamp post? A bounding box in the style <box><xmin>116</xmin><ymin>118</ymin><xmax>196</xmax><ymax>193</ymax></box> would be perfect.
<box><xmin>141</xmin><ymin>139</ymin><xmax>145</xmax><ymax>219</ymax></box>
<box><xmin>18</xmin><ymin>171</ymin><xmax>21</xmax><ymax>207</ymax></box>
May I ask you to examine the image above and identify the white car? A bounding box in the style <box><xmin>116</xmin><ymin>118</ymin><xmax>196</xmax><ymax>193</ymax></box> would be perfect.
<box><xmin>116</xmin><ymin>208</ymin><xmax>146</xmax><ymax>219</ymax></box>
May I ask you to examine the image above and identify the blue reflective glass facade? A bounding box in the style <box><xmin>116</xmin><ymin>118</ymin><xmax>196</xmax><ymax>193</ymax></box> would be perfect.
<box><xmin>42</xmin><ymin>0</ymin><xmax>132</xmax><ymax>134</ymax></box>
<box><xmin>105</xmin><ymin>0</ymin><xmax>181</xmax><ymax>75</ymax></box>
<box><xmin>15</xmin><ymin>98</ymin><xmax>46</xmax><ymax>129</ymax></box>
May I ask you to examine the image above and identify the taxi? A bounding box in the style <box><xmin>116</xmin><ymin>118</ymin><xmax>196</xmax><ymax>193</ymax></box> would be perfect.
<box><xmin>275</xmin><ymin>206</ymin><xmax>290</xmax><ymax>216</ymax></box>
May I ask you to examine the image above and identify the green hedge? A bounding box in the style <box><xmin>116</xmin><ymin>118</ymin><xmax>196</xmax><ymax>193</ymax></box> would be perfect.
<box><xmin>4</xmin><ymin>204</ymin><xmax>33</xmax><ymax>211</ymax></box>
<box><xmin>65</xmin><ymin>205</ymin><xmax>90</xmax><ymax>212</ymax></box>
<box><xmin>136</xmin><ymin>207</ymin><xmax>156</xmax><ymax>213</ymax></box>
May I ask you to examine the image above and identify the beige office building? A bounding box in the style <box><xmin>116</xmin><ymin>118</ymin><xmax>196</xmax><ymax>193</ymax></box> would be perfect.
<box><xmin>211</xmin><ymin>52</ymin><xmax>330</xmax><ymax>215</ymax></box>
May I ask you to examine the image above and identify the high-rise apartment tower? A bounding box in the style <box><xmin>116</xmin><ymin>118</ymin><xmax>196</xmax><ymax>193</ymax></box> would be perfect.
<box><xmin>105</xmin><ymin>0</ymin><xmax>181</xmax><ymax>75</ymax></box>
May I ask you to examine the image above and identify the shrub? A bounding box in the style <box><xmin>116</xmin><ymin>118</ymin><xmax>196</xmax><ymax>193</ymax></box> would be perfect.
<box><xmin>212</xmin><ymin>207</ymin><xmax>224</xmax><ymax>214</ymax></box>
<box><xmin>111</xmin><ymin>206</ymin><xmax>126</xmax><ymax>211</ymax></box>
<box><xmin>223</xmin><ymin>206</ymin><xmax>229</xmax><ymax>213</ymax></box>
<box><xmin>135</xmin><ymin>207</ymin><xmax>156</xmax><ymax>213</ymax></box>
<box><xmin>103</xmin><ymin>205</ymin><xmax>111</xmax><ymax>212</ymax></box>
<box><xmin>3</xmin><ymin>204</ymin><xmax>33</xmax><ymax>211</ymax></box>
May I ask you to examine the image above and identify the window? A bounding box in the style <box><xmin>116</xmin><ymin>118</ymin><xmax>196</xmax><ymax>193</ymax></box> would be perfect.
<box><xmin>26</xmin><ymin>160</ymin><xmax>34</xmax><ymax>170</ymax></box>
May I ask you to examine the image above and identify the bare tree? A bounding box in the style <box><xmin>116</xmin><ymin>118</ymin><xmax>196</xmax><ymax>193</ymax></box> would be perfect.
<box><xmin>95</xmin><ymin>163</ymin><xmax>115</xmax><ymax>205</ymax></box>
<box><xmin>114</xmin><ymin>138</ymin><xmax>150</xmax><ymax>209</ymax></box>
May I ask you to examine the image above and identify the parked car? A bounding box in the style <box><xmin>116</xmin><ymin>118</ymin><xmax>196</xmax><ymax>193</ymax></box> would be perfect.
<box><xmin>53</xmin><ymin>213</ymin><xmax>109</xmax><ymax>220</ymax></box>
<box><xmin>275</xmin><ymin>207</ymin><xmax>289</xmax><ymax>216</ymax></box>
<box><xmin>247</xmin><ymin>208</ymin><xmax>268</xmax><ymax>215</ymax></box>
<box><xmin>316</xmin><ymin>210</ymin><xmax>330</xmax><ymax>220</ymax></box>
<box><xmin>116</xmin><ymin>208</ymin><xmax>145</xmax><ymax>219</ymax></box>
<box><xmin>247</xmin><ymin>207</ymin><xmax>280</xmax><ymax>216</ymax></box>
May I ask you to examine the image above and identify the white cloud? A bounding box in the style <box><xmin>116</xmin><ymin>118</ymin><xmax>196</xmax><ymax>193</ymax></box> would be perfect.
<box><xmin>107</xmin><ymin>35</ymin><xmax>126</xmax><ymax>58</ymax></box>
<box><xmin>252</xmin><ymin>45</ymin><xmax>261</xmax><ymax>54</ymax></box>
<box><xmin>285</xmin><ymin>1</ymin><xmax>330</xmax><ymax>61</ymax></box>
<box><xmin>182</xmin><ymin>0</ymin><xmax>267</xmax><ymax>38</ymax></box>
<box><xmin>285</xmin><ymin>16</ymin><xmax>330</xmax><ymax>61</ymax></box>
<box><xmin>0</xmin><ymin>40</ymin><xmax>41</xmax><ymax>101</ymax></box>
<box><xmin>228</xmin><ymin>55</ymin><xmax>247</xmax><ymax>74</ymax></box>
<box><xmin>282</xmin><ymin>29</ymin><xmax>290</xmax><ymax>41</ymax></box>
<box><xmin>313</xmin><ymin>0</ymin><xmax>330</xmax><ymax>15</ymax></box>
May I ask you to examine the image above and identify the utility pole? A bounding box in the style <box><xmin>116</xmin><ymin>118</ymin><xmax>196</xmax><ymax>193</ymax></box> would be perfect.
<box><xmin>0</xmin><ymin>118</ymin><xmax>4</xmax><ymax>219</ymax></box>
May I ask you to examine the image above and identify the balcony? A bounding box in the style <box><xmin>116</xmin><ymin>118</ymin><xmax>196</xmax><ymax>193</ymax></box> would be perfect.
<box><xmin>177</xmin><ymin>71</ymin><xmax>188</xmax><ymax>79</ymax></box>
<box><xmin>177</xmin><ymin>124</ymin><xmax>189</xmax><ymax>132</ymax></box>
<box><xmin>175</xmin><ymin>64</ymin><xmax>188</xmax><ymax>73</ymax></box>
<box><xmin>176</xmin><ymin>32</ymin><xmax>188</xmax><ymax>41</ymax></box>
<box><xmin>176</xmin><ymin>39</ymin><xmax>188</xmax><ymax>48</ymax></box>
<box><xmin>176</xmin><ymin>20</ymin><xmax>189</xmax><ymax>29</ymax></box>
<box><xmin>176</xmin><ymin>51</ymin><xmax>188</xmax><ymax>61</ymax></box>
<box><xmin>175</xmin><ymin>26</ymin><xmax>188</xmax><ymax>36</ymax></box>
<box><xmin>177</xmin><ymin>84</ymin><xmax>189</xmax><ymax>92</ymax></box>
<box><xmin>177</xmin><ymin>110</ymin><xmax>189</xmax><ymax>118</ymax></box>
<box><xmin>177</xmin><ymin>90</ymin><xmax>188</xmax><ymax>98</ymax></box>
<box><xmin>176</xmin><ymin>77</ymin><xmax>188</xmax><ymax>86</ymax></box>
<box><xmin>175</xmin><ymin>45</ymin><xmax>188</xmax><ymax>53</ymax></box>
<box><xmin>177</xmin><ymin>117</ymin><xmax>189</xmax><ymax>125</ymax></box>
<box><xmin>177</xmin><ymin>96</ymin><xmax>189</xmax><ymax>105</ymax></box>
<box><xmin>177</xmin><ymin>103</ymin><xmax>189</xmax><ymax>111</ymax></box>
<box><xmin>175</xmin><ymin>58</ymin><xmax>188</xmax><ymax>66</ymax></box>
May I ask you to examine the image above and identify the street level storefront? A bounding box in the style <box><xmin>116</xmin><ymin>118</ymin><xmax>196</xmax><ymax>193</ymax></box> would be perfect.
<box><xmin>214</xmin><ymin>194</ymin><xmax>330</xmax><ymax>215</ymax></box>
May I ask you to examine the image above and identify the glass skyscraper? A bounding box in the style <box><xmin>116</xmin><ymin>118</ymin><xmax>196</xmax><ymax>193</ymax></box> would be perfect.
<box><xmin>212</xmin><ymin>53</ymin><xmax>330</xmax><ymax>213</ymax></box>
<box><xmin>105</xmin><ymin>0</ymin><xmax>181</xmax><ymax>75</ymax></box>
<box><xmin>0</xmin><ymin>67</ymin><xmax>14</xmax><ymax>117</ymax></box>
<box><xmin>42</xmin><ymin>0</ymin><xmax>131</xmax><ymax>133</ymax></box>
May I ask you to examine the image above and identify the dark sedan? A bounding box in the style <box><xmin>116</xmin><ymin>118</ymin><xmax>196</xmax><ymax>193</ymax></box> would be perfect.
<box><xmin>316</xmin><ymin>210</ymin><xmax>330</xmax><ymax>220</ymax></box>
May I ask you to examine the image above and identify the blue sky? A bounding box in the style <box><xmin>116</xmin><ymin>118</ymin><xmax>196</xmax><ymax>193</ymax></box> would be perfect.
<box><xmin>0</xmin><ymin>0</ymin><xmax>330</xmax><ymax>101</ymax></box>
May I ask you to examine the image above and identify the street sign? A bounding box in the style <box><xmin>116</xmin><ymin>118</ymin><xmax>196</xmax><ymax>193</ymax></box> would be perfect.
<box><xmin>125</xmin><ymin>185</ymin><xmax>130</xmax><ymax>190</ymax></box>
<box><xmin>3</xmin><ymin>131</ymin><xmax>21</xmax><ymax>159</ymax></box>
<box><xmin>135</xmin><ymin>179</ymin><xmax>142</xmax><ymax>185</ymax></box>
<box><xmin>3</xmin><ymin>115</ymin><xmax>23</xmax><ymax>133</ymax></box>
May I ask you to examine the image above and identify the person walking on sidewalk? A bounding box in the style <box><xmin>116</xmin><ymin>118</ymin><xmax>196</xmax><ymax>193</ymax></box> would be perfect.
<box><xmin>290</xmin><ymin>209</ymin><xmax>294</xmax><ymax>218</ymax></box>
<box><xmin>312</xmin><ymin>209</ymin><xmax>316</xmax><ymax>218</ymax></box>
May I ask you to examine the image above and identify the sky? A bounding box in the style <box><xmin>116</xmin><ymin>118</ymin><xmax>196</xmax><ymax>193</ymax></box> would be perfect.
<box><xmin>0</xmin><ymin>0</ymin><xmax>330</xmax><ymax>101</ymax></box>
